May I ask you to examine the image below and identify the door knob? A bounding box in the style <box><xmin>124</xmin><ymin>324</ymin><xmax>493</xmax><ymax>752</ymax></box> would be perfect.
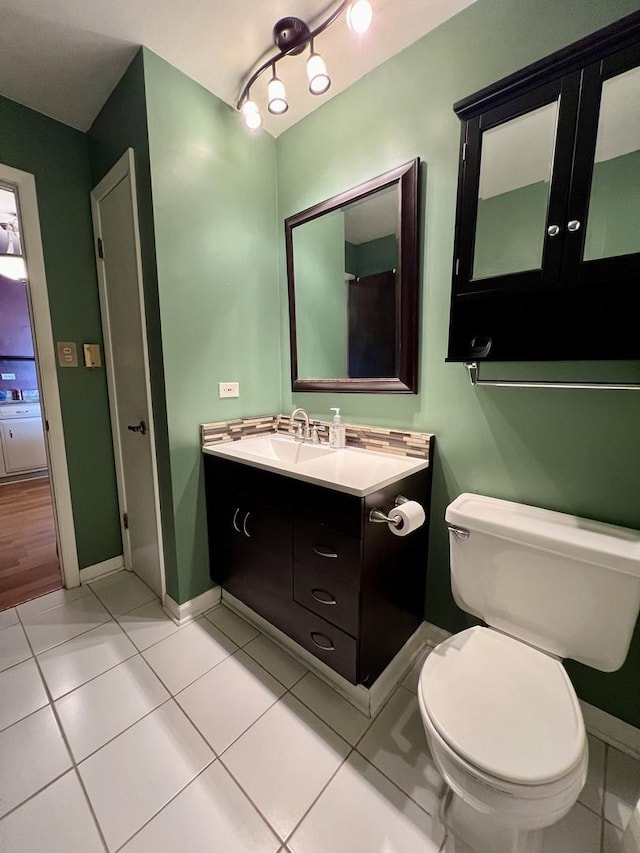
<box><xmin>127</xmin><ymin>420</ymin><xmax>147</xmax><ymax>435</ymax></box>
<box><xmin>567</xmin><ymin>220</ymin><xmax>581</xmax><ymax>232</ymax></box>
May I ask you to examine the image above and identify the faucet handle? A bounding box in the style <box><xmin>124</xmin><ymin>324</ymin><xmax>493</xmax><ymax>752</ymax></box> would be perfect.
<box><xmin>310</xmin><ymin>424</ymin><xmax>320</xmax><ymax>444</ymax></box>
<box><xmin>294</xmin><ymin>422</ymin><xmax>305</xmax><ymax>441</ymax></box>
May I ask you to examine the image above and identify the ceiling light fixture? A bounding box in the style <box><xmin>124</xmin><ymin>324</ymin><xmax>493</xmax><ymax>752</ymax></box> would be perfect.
<box><xmin>307</xmin><ymin>41</ymin><xmax>331</xmax><ymax>95</ymax></box>
<box><xmin>267</xmin><ymin>66</ymin><xmax>289</xmax><ymax>114</ymax></box>
<box><xmin>237</xmin><ymin>1</ymin><xmax>373</xmax><ymax>129</ymax></box>
<box><xmin>346</xmin><ymin>0</ymin><xmax>373</xmax><ymax>34</ymax></box>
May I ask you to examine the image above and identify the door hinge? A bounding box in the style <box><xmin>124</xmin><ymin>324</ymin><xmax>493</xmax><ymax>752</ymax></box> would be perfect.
<box><xmin>97</xmin><ymin>238</ymin><xmax>104</xmax><ymax>259</ymax></box>
<box><xmin>123</xmin><ymin>512</ymin><xmax>129</xmax><ymax>530</ymax></box>
<box><xmin>45</xmin><ymin>419</ymin><xmax>49</xmax><ymax>432</ymax></box>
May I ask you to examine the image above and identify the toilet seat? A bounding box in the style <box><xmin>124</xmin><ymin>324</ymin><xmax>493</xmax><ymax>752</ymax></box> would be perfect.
<box><xmin>418</xmin><ymin>627</ymin><xmax>586</xmax><ymax>786</ymax></box>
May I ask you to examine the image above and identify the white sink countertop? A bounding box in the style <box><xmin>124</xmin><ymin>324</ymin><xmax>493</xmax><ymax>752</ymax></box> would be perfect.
<box><xmin>202</xmin><ymin>434</ymin><xmax>429</xmax><ymax>497</ymax></box>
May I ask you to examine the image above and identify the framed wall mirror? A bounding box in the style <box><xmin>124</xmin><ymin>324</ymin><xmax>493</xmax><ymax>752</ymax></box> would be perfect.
<box><xmin>285</xmin><ymin>159</ymin><xmax>420</xmax><ymax>393</ymax></box>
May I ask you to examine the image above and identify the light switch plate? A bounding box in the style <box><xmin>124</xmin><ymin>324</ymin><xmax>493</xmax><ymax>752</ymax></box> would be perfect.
<box><xmin>57</xmin><ymin>341</ymin><xmax>78</xmax><ymax>367</ymax></box>
<box><xmin>219</xmin><ymin>382</ymin><xmax>240</xmax><ymax>398</ymax></box>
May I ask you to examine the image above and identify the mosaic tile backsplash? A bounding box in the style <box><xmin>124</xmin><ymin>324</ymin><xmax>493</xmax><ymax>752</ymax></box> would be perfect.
<box><xmin>201</xmin><ymin>414</ymin><xmax>433</xmax><ymax>461</ymax></box>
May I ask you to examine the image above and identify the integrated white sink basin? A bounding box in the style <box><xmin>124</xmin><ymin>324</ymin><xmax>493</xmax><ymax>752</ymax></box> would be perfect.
<box><xmin>220</xmin><ymin>435</ymin><xmax>334</xmax><ymax>466</ymax></box>
<box><xmin>202</xmin><ymin>434</ymin><xmax>428</xmax><ymax>496</ymax></box>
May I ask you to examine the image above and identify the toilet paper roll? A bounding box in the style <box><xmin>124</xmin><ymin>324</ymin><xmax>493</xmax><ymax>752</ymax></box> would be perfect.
<box><xmin>388</xmin><ymin>501</ymin><xmax>426</xmax><ymax>537</ymax></box>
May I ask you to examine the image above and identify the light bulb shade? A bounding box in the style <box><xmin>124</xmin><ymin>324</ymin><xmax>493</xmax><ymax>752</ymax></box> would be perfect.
<box><xmin>268</xmin><ymin>76</ymin><xmax>288</xmax><ymax>114</ymax></box>
<box><xmin>307</xmin><ymin>52</ymin><xmax>331</xmax><ymax>95</ymax></box>
<box><xmin>241</xmin><ymin>99</ymin><xmax>262</xmax><ymax>130</ymax></box>
<box><xmin>346</xmin><ymin>0</ymin><xmax>373</xmax><ymax>33</ymax></box>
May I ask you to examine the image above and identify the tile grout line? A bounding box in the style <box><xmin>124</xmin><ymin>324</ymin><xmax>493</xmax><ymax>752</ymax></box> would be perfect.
<box><xmin>108</xmin><ymin>758</ymin><xmax>226</xmax><ymax>853</ymax></box>
<box><xmin>10</xmin><ymin>603</ymin><xmax>111</xmax><ymax>853</ymax></box>
<box><xmin>8</xmin><ymin>596</ymin><xmax>226</xmax><ymax>853</ymax></box>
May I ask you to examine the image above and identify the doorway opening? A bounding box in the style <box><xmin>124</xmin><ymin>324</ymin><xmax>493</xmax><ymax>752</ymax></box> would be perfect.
<box><xmin>0</xmin><ymin>184</ymin><xmax>61</xmax><ymax>608</ymax></box>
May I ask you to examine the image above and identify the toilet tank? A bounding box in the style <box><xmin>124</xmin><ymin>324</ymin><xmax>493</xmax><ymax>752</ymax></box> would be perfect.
<box><xmin>446</xmin><ymin>494</ymin><xmax>640</xmax><ymax>672</ymax></box>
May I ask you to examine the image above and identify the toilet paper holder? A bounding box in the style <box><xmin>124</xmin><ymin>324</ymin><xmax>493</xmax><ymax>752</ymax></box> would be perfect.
<box><xmin>369</xmin><ymin>495</ymin><xmax>410</xmax><ymax>527</ymax></box>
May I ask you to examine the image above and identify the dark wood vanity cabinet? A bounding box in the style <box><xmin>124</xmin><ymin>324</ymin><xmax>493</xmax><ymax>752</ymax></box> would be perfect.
<box><xmin>448</xmin><ymin>12</ymin><xmax>640</xmax><ymax>362</ymax></box>
<box><xmin>204</xmin><ymin>454</ymin><xmax>433</xmax><ymax>685</ymax></box>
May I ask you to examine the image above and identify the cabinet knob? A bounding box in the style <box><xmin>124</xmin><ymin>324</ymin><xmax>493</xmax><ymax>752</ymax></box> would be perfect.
<box><xmin>547</xmin><ymin>224</ymin><xmax>561</xmax><ymax>237</ymax></box>
<box><xmin>567</xmin><ymin>219</ymin><xmax>581</xmax><ymax>232</ymax></box>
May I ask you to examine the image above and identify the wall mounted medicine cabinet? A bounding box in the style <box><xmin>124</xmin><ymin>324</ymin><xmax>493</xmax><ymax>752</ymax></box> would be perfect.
<box><xmin>447</xmin><ymin>11</ymin><xmax>640</xmax><ymax>363</ymax></box>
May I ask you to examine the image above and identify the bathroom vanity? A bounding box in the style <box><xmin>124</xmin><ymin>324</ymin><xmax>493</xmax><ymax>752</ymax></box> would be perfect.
<box><xmin>203</xmin><ymin>427</ymin><xmax>434</xmax><ymax>686</ymax></box>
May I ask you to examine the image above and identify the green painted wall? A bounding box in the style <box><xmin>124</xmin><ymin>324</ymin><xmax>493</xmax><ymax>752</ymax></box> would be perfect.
<box><xmin>276</xmin><ymin>0</ymin><xmax>640</xmax><ymax>728</ymax></box>
<box><xmin>0</xmin><ymin>94</ymin><xmax>121</xmax><ymax>568</ymax></box>
<box><xmin>585</xmin><ymin>150</ymin><xmax>640</xmax><ymax>261</ymax></box>
<box><xmin>294</xmin><ymin>212</ymin><xmax>347</xmax><ymax>378</ymax></box>
<box><xmin>347</xmin><ymin>234</ymin><xmax>398</xmax><ymax>278</ymax></box>
<box><xmin>142</xmin><ymin>50</ymin><xmax>280</xmax><ymax>603</ymax></box>
<box><xmin>88</xmin><ymin>49</ymin><xmax>179</xmax><ymax>600</ymax></box>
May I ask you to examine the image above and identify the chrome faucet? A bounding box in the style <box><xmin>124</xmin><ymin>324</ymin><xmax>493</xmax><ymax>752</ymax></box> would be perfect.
<box><xmin>291</xmin><ymin>408</ymin><xmax>310</xmax><ymax>442</ymax></box>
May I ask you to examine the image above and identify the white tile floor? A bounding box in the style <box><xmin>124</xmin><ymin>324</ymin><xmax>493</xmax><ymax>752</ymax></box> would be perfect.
<box><xmin>0</xmin><ymin>571</ymin><xmax>638</xmax><ymax>853</ymax></box>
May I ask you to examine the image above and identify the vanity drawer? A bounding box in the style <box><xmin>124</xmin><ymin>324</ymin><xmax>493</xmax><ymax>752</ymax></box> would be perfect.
<box><xmin>294</xmin><ymin>518</ymin><xmax>362</xmax><ymax>587</ymax></box>
<box><xmin>293</xmin><ymin>560</ymin><xmax>360</xmax><ymax>637</ymax></box>
<box><xmin>291</xmin><ymin>602</ymin><xmax>358</xmax><ymax>684</ymax></box>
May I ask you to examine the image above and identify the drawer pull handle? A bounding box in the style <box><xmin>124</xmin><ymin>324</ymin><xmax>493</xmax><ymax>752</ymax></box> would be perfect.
<box><xmin>312</xmin><ymin>544</ymin><xmax>338</xmax><ymax>559</ymax></box>
<box><xmin>232</xmin><ymin>507</ymin><xmax>242</xmax><ymax>534</ymax></box>
<box><xmin>311</xmin><ymin>588</ymin><xmax>337</xmax><ymax>606</ymax></box>
<box><xmin>310</xmin><ymin>631</ymin><xmax>335</xmax><ymax>651</ymax></box>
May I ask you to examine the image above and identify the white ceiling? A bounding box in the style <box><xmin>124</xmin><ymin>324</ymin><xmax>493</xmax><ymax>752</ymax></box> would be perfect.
<box><xmin>0</xmin><ymin>0</ymin><xmax>476</xmax><ymax>134</ymax></box>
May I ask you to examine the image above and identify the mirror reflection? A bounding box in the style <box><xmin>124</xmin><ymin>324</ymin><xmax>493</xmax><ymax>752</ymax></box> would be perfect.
<box><xmin>292</xmin><ymin>184</ymin><xmax>398</xmax><ymax>380</ymax></box>
<box><xmin>584</xmin><ymin>65</ymin><xmax>640</xmax><ymax>261</ymax></box>
<box><xmin>473</xmin><ymin>100</ymin><xmax>559</xmax><ymax>280</ymax></box>
<box><xmin>286</xmin><ymin>159</ymin><xmax>419</xmax><ymax>393</ymax></box>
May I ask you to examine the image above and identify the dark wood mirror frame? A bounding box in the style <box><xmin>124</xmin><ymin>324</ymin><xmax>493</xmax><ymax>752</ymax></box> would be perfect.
<box><xmin>285</xmin><ymin>158</ymin><xmax>420</xmax><ymax>393</ymax></box>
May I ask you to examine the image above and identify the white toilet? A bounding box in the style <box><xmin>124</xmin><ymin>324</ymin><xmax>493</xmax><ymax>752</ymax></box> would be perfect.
<box><xmin>418</xmin><ymin>493</ymin><xmax>640</xmax><ymax>851</ymax></box>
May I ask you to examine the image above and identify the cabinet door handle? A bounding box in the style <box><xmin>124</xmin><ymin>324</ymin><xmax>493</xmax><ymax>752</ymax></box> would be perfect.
<box><xmin>8</xmin><ymin>429</ymin><xmax>13</xmax><ymax>439</ymax></box>
<box><xmin>310</xmin><ymin>631</ymin><xmax>335</xmax><ymax>651</ymax></box>
<box><xmin>242</xmin><ymin>512</ymin><xmax>251</xmax><ymax>538</ymax></box>
<box><xmin>567</xmin><ymin>219</ymin><xmax>581</xmax><ymax>232</ymax></box>
<box><xmin>311</xmin><ymin>588</ymin><xmax>337</xmax><ymax>606</ymax></box>
<box><xmin>312</xmin><ymin>544</ymin><xmax>338</xmax><ymax>559</ymax></box>
<box><xmin>232</xmin><ymin>507</ymin><xmax>242</xmax><ymax>534</ymax></box>
<box><xmin>547</xmin><ymin>224</ymin><xmax>561</xmax><ymax>237</ymax></box>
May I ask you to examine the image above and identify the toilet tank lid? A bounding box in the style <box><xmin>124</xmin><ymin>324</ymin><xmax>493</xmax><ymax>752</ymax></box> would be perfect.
<box><xmin>446</xmin><ymin>494</ymin><xmax>640</xmax><ymax>578</ymax></box>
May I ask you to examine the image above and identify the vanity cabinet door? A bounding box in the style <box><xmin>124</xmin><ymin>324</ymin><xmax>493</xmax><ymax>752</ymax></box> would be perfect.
<box><xmin>238</xmin><ymin>498</ymin><xmax>293</xmax><ymax>634</ymax></box>
<box><xmin>204</xmin><ymin>457</ymin><xmax>293</xmax><ymax>633</ymax></box>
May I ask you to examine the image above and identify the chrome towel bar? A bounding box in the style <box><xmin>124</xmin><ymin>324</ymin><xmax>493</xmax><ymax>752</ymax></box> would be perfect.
<box><xmin>464</xmin><ymin>362</ymin><xmax>640</xmax><ymax>391</ymax></box>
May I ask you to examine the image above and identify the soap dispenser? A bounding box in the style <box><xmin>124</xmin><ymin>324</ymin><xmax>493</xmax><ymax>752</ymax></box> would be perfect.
<box><xmin>329</xmin><ymin>408</ymin><xmax>346</xmax><ymax>449</ymax></box>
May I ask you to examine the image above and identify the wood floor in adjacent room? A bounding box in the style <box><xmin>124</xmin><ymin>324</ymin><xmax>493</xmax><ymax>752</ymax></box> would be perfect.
<box><xmin>0</xmin><ymin>476</ymin><xmax>61</xmax><ymax>611</ymax></box>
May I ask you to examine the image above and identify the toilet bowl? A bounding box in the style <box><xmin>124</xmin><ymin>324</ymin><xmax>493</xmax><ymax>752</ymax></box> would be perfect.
<box><xmin>417</xmin><ymin>493</ymin><xmax>640</xmax><ymax>848</ymax></box>
<box><xmin>418</xmin><ymin>627</ymin><xmax>588</xmax><ymax>833</ymax></box>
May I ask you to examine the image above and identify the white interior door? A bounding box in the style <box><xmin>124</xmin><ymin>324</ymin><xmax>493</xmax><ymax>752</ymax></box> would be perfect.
<box><xmin>91</xmin><ymin>151</ymin><xmax>164</xmax><ymax>598</ymax></box>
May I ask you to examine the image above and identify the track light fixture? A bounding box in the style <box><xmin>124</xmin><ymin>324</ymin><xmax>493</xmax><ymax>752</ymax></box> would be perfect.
<box><xmin>237</xmin><ymin>1</ymin><xmax>373</xmax><ymax>130</ymax></box>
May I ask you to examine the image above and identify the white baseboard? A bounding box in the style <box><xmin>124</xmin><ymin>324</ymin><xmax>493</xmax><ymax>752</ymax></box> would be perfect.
<box><xmin>163</xmin><ymin>586</ymin><xmax>221</xmax><ymax>626</ymax></box>
<box><xmin>580</xmin><ymin>700</ymin><xmax>640</xmax><ymax>760</ymax></box>
<box><xmin>221</xmin><ymin>591</ymin><xmax>432</xmax><ymax>717</ymax></box>
<box><xmin>80</xmin><ymin>555</ymin><xmax>124</xmax><ymax>584</ymax></box>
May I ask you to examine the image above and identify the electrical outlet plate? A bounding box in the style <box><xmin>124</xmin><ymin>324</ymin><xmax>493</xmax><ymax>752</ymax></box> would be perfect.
<box><xmin>219</xmin><ymin>382</ymin><xmax>240</xmax><ymax>398</ymax></box>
